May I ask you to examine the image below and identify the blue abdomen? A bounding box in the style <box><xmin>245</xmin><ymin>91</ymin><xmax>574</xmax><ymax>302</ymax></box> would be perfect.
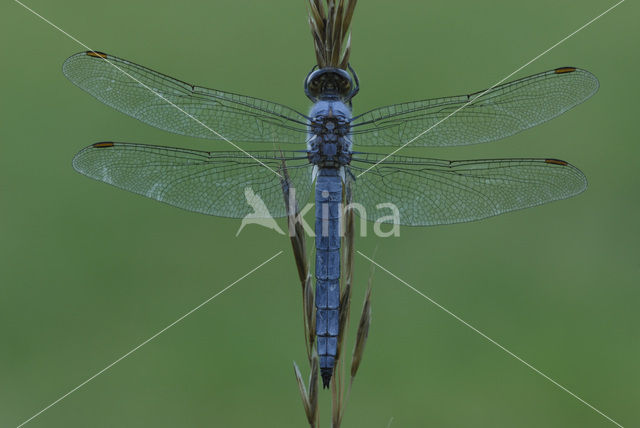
<box><xmin>315</xmin><ymin>168</ymin><xmax>342</xmax><ymax>388</ymax></box>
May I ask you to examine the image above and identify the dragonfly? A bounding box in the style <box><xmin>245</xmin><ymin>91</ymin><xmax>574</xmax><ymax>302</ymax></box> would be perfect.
<box><xmin>64</xmin><ymin>50</ymin><xmax>598</xmax><ymax>388</ymax></box>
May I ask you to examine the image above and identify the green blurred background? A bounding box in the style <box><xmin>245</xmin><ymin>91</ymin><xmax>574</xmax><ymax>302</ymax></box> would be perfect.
<box><xmin>1</xmin><ymin>0</ymin><xmax>638</xmax><ymax>426</ymax></box>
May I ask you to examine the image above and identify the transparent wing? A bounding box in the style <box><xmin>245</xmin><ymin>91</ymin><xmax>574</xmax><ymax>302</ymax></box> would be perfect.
<box><xmin>350</xmin><ymin>68</ymin><xmax>598</xmax><ymax>147</ymax></box>
<box><xmin>348</xmin><ymin>153</ymin><xmax>587</xmax><ymax>226</ymax></box>
<box><xmin>73</xmin><ymin>143</ymin><xmax>312</xmax><ymax>218</ymax></box>
<box><xmin>63</xmin><ymin>51</ymin><xmax>309</xmax><ymax>143</ymax></box>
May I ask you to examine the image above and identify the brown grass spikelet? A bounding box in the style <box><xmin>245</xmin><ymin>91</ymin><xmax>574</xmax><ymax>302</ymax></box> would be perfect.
<box><xmin>294</xmin><ymin>355</ymin><xmax>319</xmax><ymax>428</ymax></box>
<box><xmin>342</xmin><ymin>175</ymin><xmax>355</xmax><ymax>291</ymax></box>
<box><xmin>303</xmin><ymin>273</ymin><xmax>316</xmax><ymax>357</ymax></box>
<box><xmin>291</xmin><ymin>221</ymin><xmax>308</xmax><ymax>284</ymax></box>
<box><xmin>307</xmin><ymin>0</ymin><xmax>357</xmax><ymax>68</ymax></box>
<box><xmin>336</xmin><ymin>278</ymin><xmax>351</xmax><ymax>363</ymax></box>
<box><xmin>281</xmin><ymin>160</ymin><xmax>308</xmax><ymax>284</ymax></box>
<box><xmin>293</xmin><ymin>361</ymin><xmax>313</xmax><ymax>425</ymax></box>
<box><xmin>289</xmin><ymin>210</ymin><xmax>309</xmax><ymax>285</ymax></box>
<box><xmin>293</xmin><ymin>352</ymin><xmax>320</xmax><ymax>427</ymax></box>
<box><xmin>308</xmin><ymin>351</ymin><xmax>319</xmax><ymax>423</ymax></box>
<box><xmin>351</xmin><ymin>281</ymin><xmax>372</xmax><ymax>380</ymax></box>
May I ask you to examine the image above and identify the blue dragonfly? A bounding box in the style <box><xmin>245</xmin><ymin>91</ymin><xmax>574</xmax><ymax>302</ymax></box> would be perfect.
<box><xmin>64</xmin><ymin>50</ymin><xmax>597</xmax><ymax>387</ymax></box>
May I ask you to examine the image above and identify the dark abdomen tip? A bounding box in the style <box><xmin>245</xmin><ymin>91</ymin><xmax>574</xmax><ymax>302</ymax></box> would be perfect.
<box><xmin>321</xmin><ymin>367</ymin><xmax>333</xmax><ymax>388</ymax></box>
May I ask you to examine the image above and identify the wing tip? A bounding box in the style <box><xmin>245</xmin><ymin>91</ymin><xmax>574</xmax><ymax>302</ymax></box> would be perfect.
<box><xmin>544</xmin><ymin>158</ymin><xmax>588</xmax><ymax>194</ymax></box>
<box><xmin>63</xmin><ymin>51</ymin><xmax>109</xmax><ymax>76</ymax></box>
<box><xmin>552</xmin><ymin>66</ymin><xmax>600</xmax><ymax>101</ymax></box>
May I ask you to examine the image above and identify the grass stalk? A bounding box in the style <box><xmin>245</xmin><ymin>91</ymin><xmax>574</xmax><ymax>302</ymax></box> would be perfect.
<box><xmin>291</xmin><ymin>2</ymin><xmax>371</xmax><ymax>425</ymax></box>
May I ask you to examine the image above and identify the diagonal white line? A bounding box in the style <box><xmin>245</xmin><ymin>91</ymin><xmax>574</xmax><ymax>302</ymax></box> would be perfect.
<box><xmin>15</xmin><ymin>251</ymin><xmax>283</xmax><ymax>428</ymax></box>
<box><xmin>357</xmin><ymin>251</ymin><xmax>625</xmax><ymax>428</ymax></box>
<box><xmin>356</xmin><ymin>0</ymin><xmax>625</xmax><ymax>178</ymax></box>
<box><xmin>14</xmin><ymin>0</ymin><xmax>283</xmax><ymax>178</ymax></box>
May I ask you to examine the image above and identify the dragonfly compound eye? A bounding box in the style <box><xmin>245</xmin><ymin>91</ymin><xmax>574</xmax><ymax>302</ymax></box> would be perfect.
<box><xmin>305</xmin><ymin>67</ymin><xmax>353</xmax><ymax>101</ymax></box>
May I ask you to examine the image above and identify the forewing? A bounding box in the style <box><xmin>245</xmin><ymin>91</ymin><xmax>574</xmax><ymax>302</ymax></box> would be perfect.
<box><xmin>73</xmin><ymin>143</ymin><xmax>312</xmax><ymax>218</ymax></box>
<box><xmin>63</xmin><ymin>51</ymin><xmax>309</xmax><ymax>143</ymax></box>
<box><xmin>348</xmin><ymin>153</ymin><xmax>587</xmax><ymax>226</ymax></box>
<box><xmin>350</xmin><ymin>68</ymin><xmax>598</xmax><ymax>147</ymax></box>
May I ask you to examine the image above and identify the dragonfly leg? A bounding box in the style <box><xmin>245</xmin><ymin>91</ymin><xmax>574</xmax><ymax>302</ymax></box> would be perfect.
<box><xmin>346</xmin><ymin>63</ymin><xmax>360</xmax><ymax>101</ymax></box>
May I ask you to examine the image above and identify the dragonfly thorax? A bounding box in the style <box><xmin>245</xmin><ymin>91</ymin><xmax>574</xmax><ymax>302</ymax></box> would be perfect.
<box><xmin>307</xmin><ymin>101</ymin><xmax>352</xmax><ymax>168</ymax></box>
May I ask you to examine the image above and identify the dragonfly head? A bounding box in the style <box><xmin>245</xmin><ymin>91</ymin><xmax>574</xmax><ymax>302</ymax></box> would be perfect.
<box><xmin>305</xmin><ymin>66</ymin><xmax>358</xmax><ymax>102</ymax></box>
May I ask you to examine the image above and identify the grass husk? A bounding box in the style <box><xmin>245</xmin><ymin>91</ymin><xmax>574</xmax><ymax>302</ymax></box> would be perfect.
<box><xmin>307</xmin><ymin>0</ymin><xmax>357</xmax><ymax>69</ymax></box>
